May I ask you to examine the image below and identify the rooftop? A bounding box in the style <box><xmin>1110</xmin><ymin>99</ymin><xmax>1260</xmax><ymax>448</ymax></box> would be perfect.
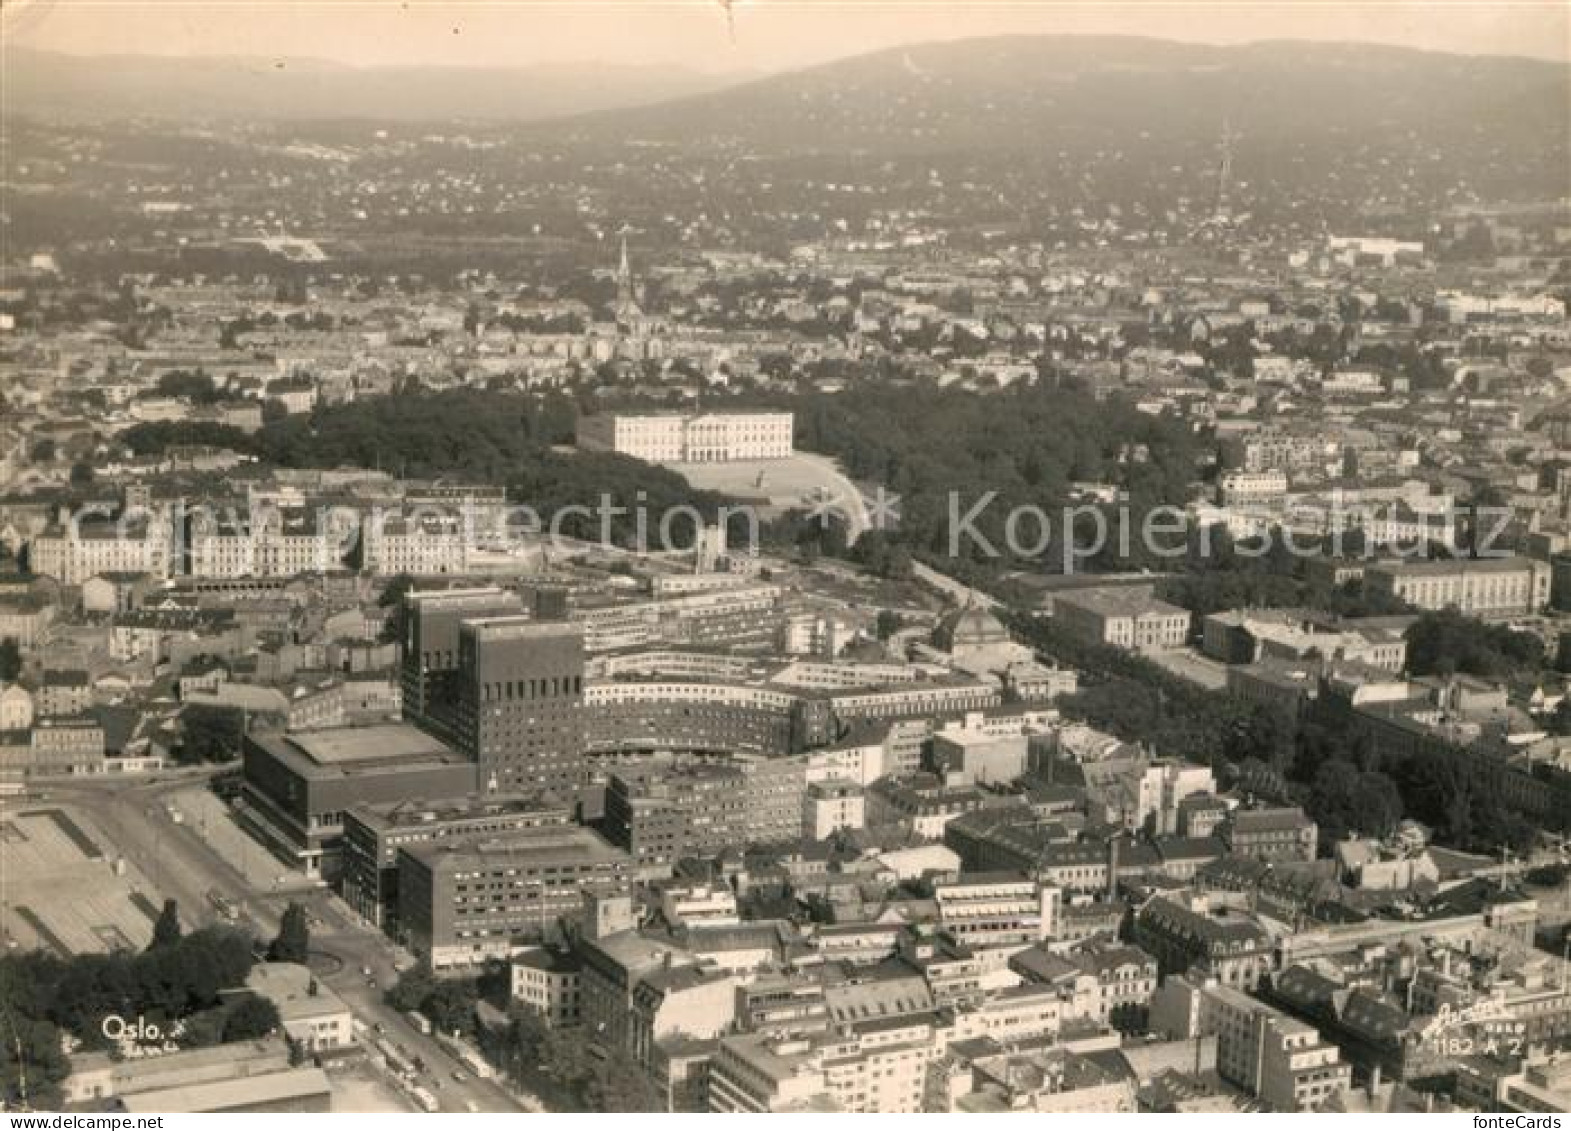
<box><xmin>404</xmin><ymin>824</ymin><xmax>628</xmax><ymax>871</ymax></box>
<box><xmin>117</xmin><ymin>1067</ymin><xmax>331</xmax><ymax>1114</ymax></box>
<box><xmin>245</xmin><ymin>962</ymin><xmax>350</xmax><ymax>1024</ymax></box>
<box><xmin>351</xmin><ymin>792</ymin><xmax>568</xmax><ymax>833</ymax></box>
<box><xmin>247</xmin><ymin>723</ymin><xmax>466</xmax><ymax>780</ymax></box>
<box><xmin>1369</xmin><ymin>555</ymin><xmax>1542</xmax><ymax>577</ymax></box>
<box><xmin>1054</xmin><ymin>586</ymin><xmax>1189</xmax><ymax>619</ymax></box>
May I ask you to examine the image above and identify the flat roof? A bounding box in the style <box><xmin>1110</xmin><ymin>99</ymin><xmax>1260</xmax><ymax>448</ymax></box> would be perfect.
<box><xmin>1054</xmin><ymin>585</ymin><xmax>1189</xmax><ymax>618</ymax></box>
<box><xmin>405</xmin><ymin>824</ymin><xmax>628</xmax><ymax>871</ymax></box>
<box><xmin>1370</xmin><ymin>555</ymin><xmax>1540</xmax><ymax>577</ymax></box>
<box><xmin>351</xmin><ymin>792</ymin><xmax>566</xmax><ymax>833</ymax></box>
<box><xmin>70</xmin><ymin>1038</ymin><xmax>288</xmax><ymax>1083</ymax></box>
<box><xmin>246</xmin><ymin>962</ymin><xmax>350</xmax><ymax>1023</ymax></box>
<box><xmin>287</xmin><ymin>723</ymin><xmax>453</xmax><ymax>766</ymax></box>
<box><xmin>246</xmin><ymin>724</ymin><xmax>468</xmax><ymax>782</ymax></box>
<box><xmin>462</xmin><ymin>615</ymin><xmax>584</xmax><ymax>642</ymax></box>
<box><xmin>407</xmin><ymin>586</ymin><xmax>516</xmax><ymax>608</ymax></box>
<box><xmin>117</xmin><ymin>1067</ymin><xmax>331</xmax><ymax>1113</ymax></box>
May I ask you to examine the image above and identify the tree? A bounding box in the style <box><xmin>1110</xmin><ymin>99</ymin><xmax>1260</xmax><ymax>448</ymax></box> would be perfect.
<box><xmin>177</xmin><ymin>703</ymin><xmax>245</xmax><ymax>764</ymax></box>
<box><xmin>1527</xmin><ymin>863</ymin><xmax>1570</xmax><ymax>888</ymax></box>
<box><xmin>500</xmin><ymin>1006</ymin><xmax>551</xmax><ymax>1082</ymax></box>
<box><xmin>522</xmin><ymin>1021</ymin><xmax>665</xmax><ymax>1111</ymax></box>
<box><xmin>476</xmin><ymin>957</ymin><xmax>512</xmax><ymax>1010</ymax></box>
<box><xmin>69</xmin><ymin>461</ymin><xmax>95</xmax><ymax>487</ymax></box>
<box><xmin>119</xmin><ymin>421</ymin><xmax>257</xmax><ymax>458</ymax></box>
<box><xmin>0</xmin><ymin>1012</ymin><xmax>71</xmax><ymax>1109</ymax></box>
<box><xmin>377</xmin><ymin>573</ymin><xmax>415</xmax><ymax>608</ymax></box>
<box><xmin>222</xmin><ymin>994</ymin><xmax>281</xmax><ymax>1042</ymax></box>
<box><xmin>1405</xmin><ymin>610</ymin><xmax>1544</xmax><ymax>680</ymax></box>
<box><xmin>377</xmin><ymin>573</ymin><xmax>415</xmax><ymax>643</ymax></box>
<box><xmin>585</xmin><ymin>1058</ymin><xmax>665</xmax><ymax>1112</ymax></box>
<box><xmin>149</xmin><ymin>899</ymin><xmax>183</xmax><ymax>950</ymax></box>
<box><xmin>0</xmin><ymin>637</ymin><xmax>20</xmax><ymax>682</ymax></box>
<box><xmin>422</xmin><ymin>979</ymin><xmax>479</xmax><ymax>1039</ymax></box>
<box><xmin>268</xmin><ymin>903</ymin><xmax>310</xmax><ymax>964</ymax></box>
<box><xmin>1306</xmin><ymin>760</ymin><xmax>1404</xmax><ymax>845</ymax></box>
<box><xmin>875</xmin><ymin>609</ymin><xmax>903</xmax><ymax>641</ymax></box>
<box><xmin>153</xmin><ymin>369</ymin><xmax>224</xmax><ymax>404</ymax></box>
<box><xmin>0</xmin><ymin>922</ymin><xmax>256</xmax><ymax>1090</ymax></box>
<box><xmin>1222</xmin><ymin>705</ymin><xmax>1297</xmax><ymax>777</ymax></box>
<box><xmin>384</xmin><ymin>964</ymin><xmax>437</xmax><ymax>1013</ymax></box>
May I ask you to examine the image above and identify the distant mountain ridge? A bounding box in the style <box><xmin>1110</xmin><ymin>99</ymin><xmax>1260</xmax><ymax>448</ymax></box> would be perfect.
<box><xmin>2</xmin><ymin>46</ymin><xmax>747</xmax><ymax>122</ymax></box>
<box><xmin>5</xmin><ymin>36</ymin><xmax>1565</xmax><ymax>198</ymax></box>
<box><xmin>536</xmin><ymin>35</ymin><xmax>1568</xmax><ymax>157</ymax></box>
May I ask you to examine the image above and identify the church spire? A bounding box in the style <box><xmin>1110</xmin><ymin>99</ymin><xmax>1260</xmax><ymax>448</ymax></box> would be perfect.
<box><xmin>616</xmin><ymin>226</ymin><xmax>634</xmax><ymax>308</ymax></box>
<box><xmin>613</xmin><ymin>225</ymin><xmax>643</xmax><ymax>325</ymax></box>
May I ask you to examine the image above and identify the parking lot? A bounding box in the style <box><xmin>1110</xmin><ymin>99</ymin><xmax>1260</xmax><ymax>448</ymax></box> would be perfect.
<box><xmin>0</xmin><ymin>807</ymin><xmax>157</xmax><ymax>955</ymax></box>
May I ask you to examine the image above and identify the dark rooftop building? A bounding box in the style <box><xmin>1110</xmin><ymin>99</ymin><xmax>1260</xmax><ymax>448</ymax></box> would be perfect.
<box><xmin>340</xmin><ymin>791</ymin><xmax>572</xmax><ymax>932</ymax></box>
<box><xmin>398</xmin><ymin>824</ymin><xmax>632</xmax><ymax>970</ymax></box>
<box><xmin>241</xmin><ymin>723</ymin><xmax>477</xmax><ymax>880</ymax></box>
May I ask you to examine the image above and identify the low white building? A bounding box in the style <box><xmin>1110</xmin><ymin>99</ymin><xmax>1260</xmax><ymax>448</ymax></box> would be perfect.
<box><xmin>245</xmin><ymin>962</ymin><xmax>354</xmax><ymax>1054</ymax></box>
<box><xmin>1219</xmin><ymin>469</ymin><xmax>1289</xmax><ymax>505</ymax></box>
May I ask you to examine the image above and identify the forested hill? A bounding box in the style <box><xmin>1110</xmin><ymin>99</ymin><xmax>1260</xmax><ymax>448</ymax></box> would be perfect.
<box><xmin>543</xmin><ymin>37</ymin><xmax>1567</xmax><ymax>200</ymax></box>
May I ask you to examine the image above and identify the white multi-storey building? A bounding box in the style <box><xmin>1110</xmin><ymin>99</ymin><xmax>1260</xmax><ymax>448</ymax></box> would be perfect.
<box><xmin>1365</xmin><ymin>556</ymin><xmax>1550</xmax><ymax>617</ymax></box>
<box><xmin>361</xmin><ymin>511</ymin><xmax>470</xmax><ymax>576</ymax></box>
<box><xmin>30</xmin><ymin>513</ymin><xmax>173</xmax><ymax>585</ymax></box>
<box><xmin>1053</xmin><ymin>587</ymin><xmax>1191</xmax><ymax>655</ymax></box>
<box><xmin>1218</xmin><ymin>469</ymin><xmax>1290</xmax><ymax>505</ymax></box>
<box><xmin>709</xmin><ymin>1015</ymin><xmax>944</xmax><ymax>1113</ymax></box>
<box><xmin>1153</xmin><ymin>978</ymin><xmax>1352</xmax><ymax>1112</ymax></box>
<box><xmin>577</xmin><ymin>411</ymin><xmax>794</xmax><ymax>462</ymax></box>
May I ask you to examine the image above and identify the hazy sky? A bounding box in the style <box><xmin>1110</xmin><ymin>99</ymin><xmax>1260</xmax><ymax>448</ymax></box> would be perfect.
<box><xmin>6</xmin><ymin>0</ymin><xmax>1569</xmax><ymax>72</ymax></box>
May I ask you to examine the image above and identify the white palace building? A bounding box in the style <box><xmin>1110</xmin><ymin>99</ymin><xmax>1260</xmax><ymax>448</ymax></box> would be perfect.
<box><xmin>576</xmin><ymin>410</ymin><xmax>795</xmax><ymax>463</ymax></box>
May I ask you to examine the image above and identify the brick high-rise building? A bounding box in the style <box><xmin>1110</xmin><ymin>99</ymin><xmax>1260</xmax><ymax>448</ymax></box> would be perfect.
<box><xmin>400</xmin><ymin>587</ymin><xmax>523</xmax><ymax>744</ymax></box>
<box><xmin>454</xmin><ymin>615</ymin><xmax>587</xmax><ymax>795</ymax></box>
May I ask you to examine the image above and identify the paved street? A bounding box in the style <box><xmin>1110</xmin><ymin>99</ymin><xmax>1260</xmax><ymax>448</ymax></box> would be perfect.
<box><xmin>7</xmin><ymin>777</ymin><xmax>539</xmax><ymax>1114</ymax></box>
<box><xmin>912</xmin><ymin>560</ymin><xmax>1002</xmax><ymax>610</ymax></box>
<box><xmin>20</xmin><ymin>772</ymin><xmax>286</xmax><ymax>938</ymax></box>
